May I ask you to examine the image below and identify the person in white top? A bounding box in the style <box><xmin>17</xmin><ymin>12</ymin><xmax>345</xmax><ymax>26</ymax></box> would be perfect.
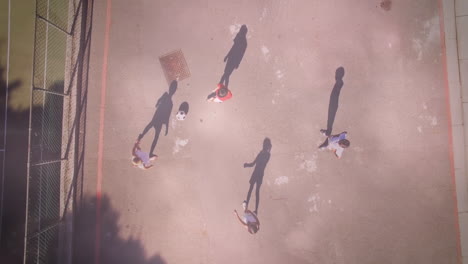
<box><xmin>319</xmin><ymin>131</ymin><xmax>350</xmax><ymax>158</ymax></box>
<box><xmin>234</xmin><ymin>201</ymin><xmax>260</xmax><ymax>234</ymax></box>
<box><xmin>131</xmin><ymin>140</ymin><xmax>156</xmax><ymax>170</ymax></box>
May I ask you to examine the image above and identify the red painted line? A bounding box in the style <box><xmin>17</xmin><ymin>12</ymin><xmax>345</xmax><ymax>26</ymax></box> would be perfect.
<box><xmin>437</xmin><ymin>1</ymin><xmax>462</xmax><ymax>263</ymax></box>
<box><xmin>95</xmin><ymin>0</ymin><xmax>112</xmax><ymax>264</ymax></box>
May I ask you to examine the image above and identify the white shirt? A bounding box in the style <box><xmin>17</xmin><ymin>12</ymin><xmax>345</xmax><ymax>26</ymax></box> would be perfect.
<box><xmin>242</xmin><ymin>212</ymin><xmax>257</xmax><ymax>224</ymax></box>
<box><xmin>328</xmin><ymin>132</ymin><xmax>346</xmax><ymax>158</ymax></box>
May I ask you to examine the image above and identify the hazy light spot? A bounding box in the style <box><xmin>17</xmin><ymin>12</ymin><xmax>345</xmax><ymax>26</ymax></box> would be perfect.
<box><xmin>173</xmin><ymin>138</ymin><xmax>189</xmax><ymax>154</ymax></box>
<box><xmin>276</xmin><ymin>70</ymin><xmax>285</xmax><ymax>79</ymax></box>
<box><xmin>229</xmin><ymin>24</ymin><xmax>242</xmax><ymax>36</ymax></box>
<box><xmin>275</xmin><ymin>176</ymin><xmax>289</xmax><ymax>185</ymax></box>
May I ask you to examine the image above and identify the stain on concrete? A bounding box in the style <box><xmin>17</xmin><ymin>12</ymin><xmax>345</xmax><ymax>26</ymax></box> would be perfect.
<box><xmin>380</xmin><ymin>0</ymin><xmax>392</xmax><ymax>11</ymax></box>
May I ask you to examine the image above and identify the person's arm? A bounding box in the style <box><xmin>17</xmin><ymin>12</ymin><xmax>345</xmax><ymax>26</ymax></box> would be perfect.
<box><xmin>213</xmin><ymin>84</ymin><xmax>222</xmax><ymax>92</ymax></box>
<box><xmin>339</xmin><ymin>131</ymin><xmax>347</xmax><ymax>140</ymax></box>
<box><xmin>244</xmin><ymin>153</ymin><xmax>259</xmax><ymax>168</ymax></box>
<box><xmin>333</xmin><ymin>149</ymin><xmax>339</xmax><ymax>158</ymax></box>
<box><xmin>234</xmin><ymin>210</ymin><xmax>247</xmax><ymax>226</ymax></box>
<box><xmin>334</xmin><ymin>148</ymin><xmax>343</xmax><ymax>159</ymax></box>
<box><xmin>224</xmin><ymin>47</ymin><xmax>234</xmax><ymax>62</ymax></box>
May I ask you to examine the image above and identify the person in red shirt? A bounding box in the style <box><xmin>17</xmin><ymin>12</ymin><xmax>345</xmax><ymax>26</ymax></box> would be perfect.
<box><xmin>206</xmin><ymin>83</ymin><xmax>232</xmax><ymax>103</ymax></box>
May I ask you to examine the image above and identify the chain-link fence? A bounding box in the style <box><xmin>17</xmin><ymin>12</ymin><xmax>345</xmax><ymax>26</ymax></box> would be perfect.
<box><xmin>24</xmin><ymin>0</ymin><xmax>92</xmax><ymax>263</ymax></box>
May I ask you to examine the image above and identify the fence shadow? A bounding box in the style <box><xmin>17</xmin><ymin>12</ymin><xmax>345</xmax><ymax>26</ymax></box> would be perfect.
<box><xmin>73</xmin><ymin>194</ymin><xmax>166</xmax><ymax>264</ymax></box>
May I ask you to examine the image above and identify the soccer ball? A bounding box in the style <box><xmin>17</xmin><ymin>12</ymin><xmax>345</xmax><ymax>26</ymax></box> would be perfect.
<box><xmin>176</xmin><ymin>111</ymin><xmax>186</xmax><ymax>120</ymax></box>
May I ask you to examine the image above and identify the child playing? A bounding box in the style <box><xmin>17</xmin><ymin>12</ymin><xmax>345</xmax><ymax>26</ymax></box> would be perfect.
<box><xmin>206</xmin><ymin>83</ymin><xmax>232</xmax><ymax>103</ymax></box>
<box><xmin>319</xmin><ymin>131</ymin><xmax>350</xmax><ymax>158</ymax></box>
<box><xmin>131</xmin><ymin>140</ymin><xmax>157</xmax><ymax>170</ymax></box>
<box><xmin>234</xmin><ymin>201</ymin><xmax>260</xmax><ymax>234</ymax></box>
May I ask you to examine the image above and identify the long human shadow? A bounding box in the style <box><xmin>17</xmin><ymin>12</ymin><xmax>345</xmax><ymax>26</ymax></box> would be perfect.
<box><xmin>322</xmin><ymin>67</ymin><xmax>345</xmax><ymax>136</ymax></box>
<box><xmin>138</xmin><ymin>80</ymin><xmax>177</xmax><ymax>156</ymax></box>
<box><xmin>219</xmin><ymin>25</ymin><xmax>248</xmax><ymax>88</ymax></box>
<box><xmin>243</xmin><ymin>138</ymin><xmax>272</xmax><ymax>215</ymax></box>
<box><xmin>73</xmin><ymin>194</ymin><xmax>166</xmax><ymax>264</ymax></box>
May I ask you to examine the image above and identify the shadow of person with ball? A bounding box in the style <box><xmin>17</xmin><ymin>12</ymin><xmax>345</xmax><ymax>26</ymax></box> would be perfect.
<box><xmin>138</xmin><ymin>80</ymin><xmax>177</xmax><ymax>157</ymax></box>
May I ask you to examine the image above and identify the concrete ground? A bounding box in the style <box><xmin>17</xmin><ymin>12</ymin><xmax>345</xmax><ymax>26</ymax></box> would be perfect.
<box><xmin>81</xmin><ymin>0</ymin><xmax>461</xmax><ymax>263</ymax></box>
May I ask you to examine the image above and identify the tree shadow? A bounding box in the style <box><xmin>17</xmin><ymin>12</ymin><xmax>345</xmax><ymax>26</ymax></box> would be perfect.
<box><xmin>0</xmin><ymin>64</ymin><xmax>22</xmax><ymax>143</ymax></box>
<box><xmin>243</xmin><ymin>138</ymin><xmax>272</xmax><ymax>215</ymax></box>
<box><xmin>73</xmin><ymin>194</ymin><xmax>166</xmax><ymax>264</ymax></box>
<box><xmin>219</xmin><ymin>25</ymin><xmax>248</xmax><ymax>88</ymax></box>
<box><xmin>138</xmin><ymin>81</ymin><xmax>177</xmax><ymax>156</ymax></box>
<box><xmin>322</xmin><ymin>67</ymin><xmax>345</xmax><ymax>136</ymax></box>
<box><xmin>0</xmin><ymin>60</ymin><xmax>28</xmax><ymax>263</ymax></box>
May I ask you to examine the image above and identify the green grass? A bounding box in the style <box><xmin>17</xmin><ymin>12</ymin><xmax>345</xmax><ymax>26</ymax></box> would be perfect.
<box><xmin>2</xmin><ymin>0</ymin><xmax>35</xmax><ymax>112</ymax></box>
<box><xmin>2</xmin><ymin>0</ymin><xmax>70</xmax><ymax>112</ymax></box>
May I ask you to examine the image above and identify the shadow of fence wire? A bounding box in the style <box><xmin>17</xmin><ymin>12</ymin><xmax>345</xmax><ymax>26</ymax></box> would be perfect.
<box><xmin>23</xmin><ymin>0</ymin><xmax>93</xmax><ymax>263</ymax></box>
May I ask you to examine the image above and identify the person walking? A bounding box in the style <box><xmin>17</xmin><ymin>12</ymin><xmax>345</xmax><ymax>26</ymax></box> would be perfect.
<box><xmin>234</xmin><ymin>202</ymin><xmax>260</xmax><ymax>234</ymax></box>
<box><xmin>131</xmin><ymin>140</ymin><xmax>156</xmax><ymax>170</ymax></box>
<box><xmin>318</xmin><ymin>131</ymin><xmax>350</xmax><ymax>158</ymax></box>
<box><xmin>206</xmin><ymin>83</ymin><xmax>232</xmax><ymax>103</ymax></box>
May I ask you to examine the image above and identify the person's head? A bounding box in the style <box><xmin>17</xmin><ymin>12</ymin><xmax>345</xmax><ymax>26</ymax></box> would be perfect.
<box><xmin>239</xmin><ymin>25</ymin><xmax>248</xmax><ymax>36</ymax></box>
<box><xmin>234</xmin><ymin>25</ymin><xmax>248</xmax><ymax>42</ymax></box>
<box><xmin>169</xmin><ymin>80</ymin><xmax>178</xmax><ymax>96</ymax></box>
<box><xmin>217</xmin><ymin>87</ymin><xmax>229</xmax><ymax>98</ymax></box>
<box><xmin>263</xmin><ymin>137</ymin><xmax>272</xmax><ymax>152</ymax></box>
<box><xmin>335</xmin><ymin>67</ymin><xmax>345</xmax><ymax>80</ymax></box>
<box><xmin>338</xmin><ymin>139</ymin><xmax>350</xmax><ymax>148</ymax></box>
<box><xmin>132</xmin><ymin>156</ymin><xmax>142</xmax><ymax>166</ymax></box>
<box><xmin>247</xmin><ymin>223</ymin><xmax>259</xmax><ymax>234</ymax></box>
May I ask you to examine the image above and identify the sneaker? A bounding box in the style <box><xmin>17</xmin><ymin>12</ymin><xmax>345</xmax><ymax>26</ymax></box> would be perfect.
<box><xmin>242</xmin><ymin>201</ymin><xmax>247</xmax><ymax>210</ymax></box>
<box><xmin>150</xmin><ymin>154</ymin><xmax>158</xmax><ymax>159</ymax></box>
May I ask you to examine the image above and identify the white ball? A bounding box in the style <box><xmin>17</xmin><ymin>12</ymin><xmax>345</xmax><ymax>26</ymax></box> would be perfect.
<box><xmin>176</xmin><ymin>111</ymin><xmax>186</xmax><ymax>120</ymax></box>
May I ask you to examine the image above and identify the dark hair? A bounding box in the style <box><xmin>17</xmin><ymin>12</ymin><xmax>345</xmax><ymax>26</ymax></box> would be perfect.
<box><xmin>339</xmin><ymin>139</ymin><xmax>350</xmax><ymax>148</ymax></box>
<box><xmin>248</xmin><ymin>224</ymin><xmax>259</xmax><ymax>234</ymax></box>
<box><xmin>217</xmin><ymin>87</ymin><xmax>228</xmax><ymax>98</ymax></box>
<box><xmin>132</xmin><ymin>157</ymin><xmax>142</xmax><ymax>165</ymax></box>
